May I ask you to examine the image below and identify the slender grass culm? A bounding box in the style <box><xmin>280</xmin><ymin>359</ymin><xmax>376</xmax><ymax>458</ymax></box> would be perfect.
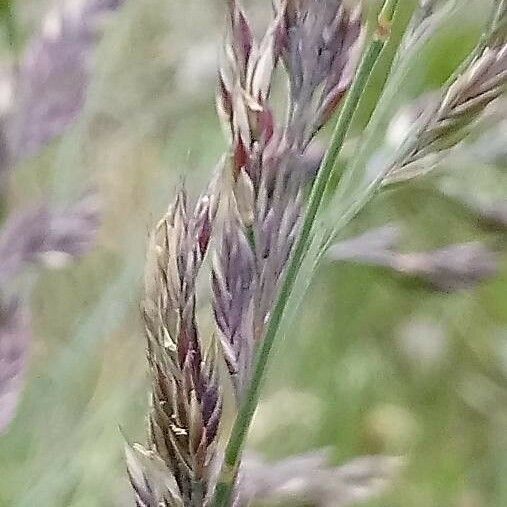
<box><xmin>127</xmin><ymin>1</ymin><xmax>507</xmax><ymax>506</ymax></box>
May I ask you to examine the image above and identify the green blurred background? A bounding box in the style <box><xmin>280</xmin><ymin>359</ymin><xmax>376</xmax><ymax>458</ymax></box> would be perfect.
<box><xmin>0</xmin><ymin>0</ymin><xmax>506</xmax><ymax>506</ymax></box>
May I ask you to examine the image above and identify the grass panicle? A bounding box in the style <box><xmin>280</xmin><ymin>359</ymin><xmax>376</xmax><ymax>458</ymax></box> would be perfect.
<box><xmin>328</xmin><ymin>224</ymin><xmax>499</xmax><ymax>292</ymax></box>
<box><xmin>213</xmin><ymin>0</ymin><xmax>365</xmax><ymax>404</ymax></box>
<box><xmin>133</xmin><ymin>187</ymin><xmax>222</xmax><ymax>506</ymax></box>
<box><xmin>384</xmin><ymin>2</ymin><xmax>507</xmax><ymax>184</ymax></box>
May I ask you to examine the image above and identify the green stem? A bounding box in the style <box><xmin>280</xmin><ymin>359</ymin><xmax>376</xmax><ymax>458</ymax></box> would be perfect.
<box><xmin>212</xmin><ymin>2</ymin><xmax>400</xmax><ymax>505</ymax></box>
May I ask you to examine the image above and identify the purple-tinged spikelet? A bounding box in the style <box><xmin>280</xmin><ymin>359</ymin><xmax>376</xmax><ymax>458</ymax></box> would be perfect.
<box><xmin>212</xmin><ymin>0</ymin><xmax>364</xmax><ymax>400</ymax></box>
<box><xmin>131</xmin><ymin>187</ymin><xmax>222</xmax><ymax>506</ymax></box>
